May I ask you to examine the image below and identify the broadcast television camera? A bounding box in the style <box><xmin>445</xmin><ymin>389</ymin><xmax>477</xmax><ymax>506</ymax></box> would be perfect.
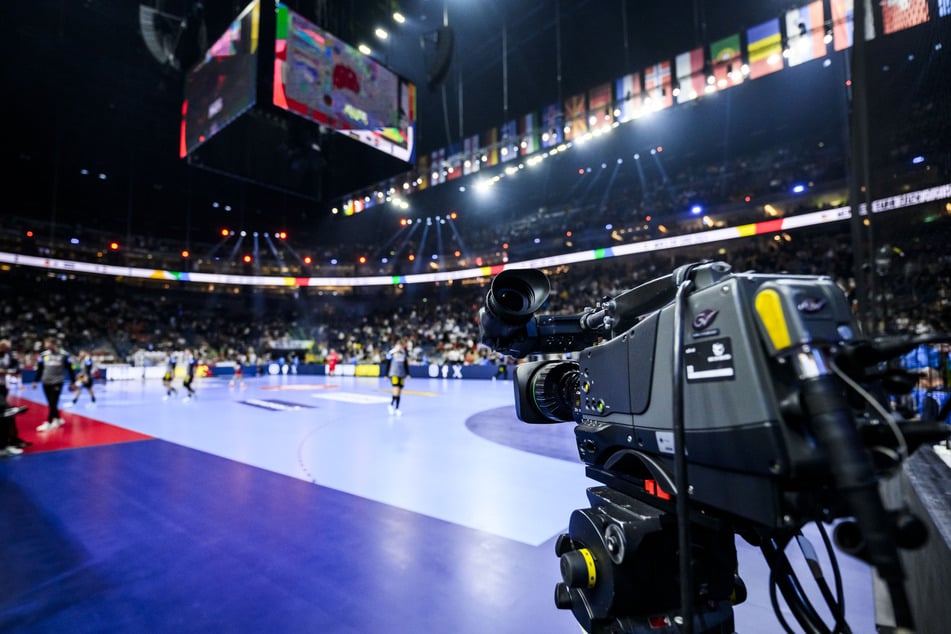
<box><xmin>478</xmin><ymin>260</ymin><xmax>950</xmax><ymax>634</ymax></box>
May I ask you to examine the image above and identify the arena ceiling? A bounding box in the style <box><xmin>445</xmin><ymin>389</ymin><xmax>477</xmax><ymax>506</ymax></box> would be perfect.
<box><xmin>0</xmin><ymin>0</ymin><xmax>915</xmax><ymax>246</ymax></box>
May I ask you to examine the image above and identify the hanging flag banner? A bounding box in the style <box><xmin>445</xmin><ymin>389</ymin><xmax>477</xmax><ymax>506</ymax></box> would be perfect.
<box><xmin>675</xmin><ymin>49</ymin><xmax>705</xmax><ymax>103</ymax></box>
<box><xmin>785</xmin><ymin>2</ymin><xmax>827</xmax><ymax>67</ymax></box>
<box><xmin>519</xmin><ymin>112</ymin><xmax>539</xmax><ymax>156</ymax></box>
<box><xmin>830</xmin><ymin>0</ymin><xmax>877</xmax><ymax>51</ymax></box>
<box><xmin>463</xmin><ymin>134</ymin><xmax>480</xmax><ymax>175</ymax></box>
<box><xmin>430</xmin><ymin>148</ymin><xmax>446</xmax><ymax>185</ymax></box>
<box><xmin>614</xmin><ymin>72</ymin><xmax>642</xmax><ymax>121</ymax></box>
<box><xmin>484</xmin><ymin>127</ymin><xmax>499</xmax><ymax>166</ymax></box>
<box><xmin>416</xmin><ymin>154</ymin><xmax>430</xmax><ymax>190</ymax></box>
<box><xmin>941</xmin><ymin>0</ymin><xmax>950</xmax><ymax>18</ymax></box>
<box><xmin>746</xmin><ymin>19</ymin><xmax>783</xmax><ymax>79</ymax></box>
<box><xmin>587</xmin><ymin>82</ymin><xmax>612</xmax><ymax>130</ymax></box>
<box><xmin>881</xmin><ymin>0</ymin><xmax>930</xmax><ymax>35</ymax></box>
<box><xmin>499</xmin><ymin>119</ymin><xmax>518</xmax><ymax>162</ymax></box>
<box><xmin>710</xmin><ymin>34</ymin><xmax>744</xmax><ymax>89</ymax></box>
<box><xmin>540</xmin><ymin>103</ymin><xmax>564</xmax><ymax>148</ymax></box>
<box><xmin>564</xmin><ymin>93</ymin><xmax>588</xmax><ymax>139</ymax></box>
<box><xmin>445</xmin><ymin>142</ymin><xmax>463</xmax><ymax>180</ymax></box>
<box><xmin>643</xmin><ymin>60</ymin><xmax>673</xmax><ymax>111</ymax></box>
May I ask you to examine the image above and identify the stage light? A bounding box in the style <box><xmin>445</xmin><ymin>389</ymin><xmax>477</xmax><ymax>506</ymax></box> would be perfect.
<box><xmin>375</xmin><ymin>28</ymin><xmax>388</xmax><ymax>40</ymax></box>
<box><xmin>691</xmin><ymin>205</ymin><xmax>703</xmax><ymax>215</ymax></box>
<box><xmin>182</xmin><ymin>250</ymin><xmax>189</xmax><ymax>258</ymax></box>
<box><xmin>912</xmin><ymin>156</ymin><xmax>925</xmax><ymax>165</ymax></box>
<box><xmin>358</xmin><ymin>256</ymin><xmax>367</xmax><ymax>264</ymax></box>
<box><xmin>358</xmin><ymin>44</ymin><xmax>371</xmax><ymax>55</ymax></box>
<box><xmin>408</xmin><ymin>254</ymin><xmax>415</xmax><ymax>261</ymax></box>
<box><xmin>393</xmin><ymin>12</ymin><xmax>405</xmax><ymax>23</ymax></box>
<box><xmin>303</xmin><ymin>256</ymin><xmax>312</xmax><ymax>265</ymax></box>
<box><xmin>26</xmin><ymin>230</ymin><xmax>33</xmax><ymax>238</ymax></box>
<box><xmin>109</xmin><ymin>242</ymin><xmax>119</xmax><ymax>250</ymax></box>
<box><xmin>792</xmin><ymin>184</ymin><xmax>806</xmax><ymax>194</ymax></box>
<box><xmin>243</xmin><ymin>255</ymin><xmax>252</xmax><ymax>263</ymax></box>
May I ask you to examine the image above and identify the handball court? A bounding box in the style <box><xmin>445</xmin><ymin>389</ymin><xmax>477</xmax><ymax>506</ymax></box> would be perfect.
<box><xmin>1</xmin><ymin>373</ymin><xmax>876</xmax><ymax>633</ymax></box>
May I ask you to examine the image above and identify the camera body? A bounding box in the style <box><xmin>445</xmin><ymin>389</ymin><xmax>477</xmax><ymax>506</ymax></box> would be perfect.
<box><xmin>484</xmin><ymin>261</ymin><xmax>855</xmax><ymax>529</ymax></box>
<box><xmin>528</xmin><ymin>262</ymin><xmax>855</xmax><ymax>527</ymax></box>
<box><xmin>479</xmin><ymin>260</ymin><xmax>948</xmax><ymax>632</ymax></box>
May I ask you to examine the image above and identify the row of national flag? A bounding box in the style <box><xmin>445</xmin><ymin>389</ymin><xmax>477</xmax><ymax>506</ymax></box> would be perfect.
<box><xmin>339</xmin><ymin>0</ymin><xmax>942</xmax><ymax>215</ymax></box>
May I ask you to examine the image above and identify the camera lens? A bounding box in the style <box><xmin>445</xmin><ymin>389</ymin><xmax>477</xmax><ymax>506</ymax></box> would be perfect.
<box><xmin>531</xmin><ymin>361</ymin><xmax>579</xmax><ymax>422</ymax></box>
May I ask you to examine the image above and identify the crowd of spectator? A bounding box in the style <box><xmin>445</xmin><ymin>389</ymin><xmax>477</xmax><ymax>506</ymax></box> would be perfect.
<box><xmin>3</xmin><ymin>206</ymin><xmax>950</xmax><ymax>378</ymax></box>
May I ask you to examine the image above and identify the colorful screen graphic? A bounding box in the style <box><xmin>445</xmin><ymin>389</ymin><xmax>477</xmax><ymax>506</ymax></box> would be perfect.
<box><xmin>179</xmin><ymin>1</ymin><xmax>260</xmax><ymax>158</ymax></box>
<box><xmin>273</xmin><ymin>3</ymin><xmax>416</xmax><ymax>162</ymax></box>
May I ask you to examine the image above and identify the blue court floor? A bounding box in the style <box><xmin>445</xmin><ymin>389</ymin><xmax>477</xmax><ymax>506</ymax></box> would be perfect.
<box><xmin>1</xmin><ymin>373</ymin><xmax>877</xmax><ymax>632</ymax></box>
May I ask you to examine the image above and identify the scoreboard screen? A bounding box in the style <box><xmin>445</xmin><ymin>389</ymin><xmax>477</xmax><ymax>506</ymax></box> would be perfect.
<box><xmin>179</xmin><ymin>0</ymin><xmax>260</xmax><ymax>158</ymax></box>
<box><xmin>273</xmin><ymin>4</ymin><xmax>416</xmax><ymax>162</ymax></box>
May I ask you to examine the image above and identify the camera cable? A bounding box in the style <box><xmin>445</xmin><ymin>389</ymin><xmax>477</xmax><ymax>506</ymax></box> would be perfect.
<box><xmin>764</xmin><ymin>534</ymin><xmax>831</xmax><ymax>634</ymax></box>
<box><xmin>671</xmin><ymin>270</ymin><xmax>696</xmax><ymax>633</ymax></box>
<box><xmin>814</xmin><ymin>520</ymin><xmax>849</xmax><ymax>633</ymax></box>
<box><xmin>829</xmin><ymin>356</ymin><xmax>908</xmax><ymax>461</ymax></box>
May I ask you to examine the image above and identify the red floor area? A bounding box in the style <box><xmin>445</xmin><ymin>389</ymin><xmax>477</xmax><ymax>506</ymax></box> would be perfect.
<box><xmin>7</xmin><ymin>395</ymin><xmax>153</xmax><ymax>453</ymax></box>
